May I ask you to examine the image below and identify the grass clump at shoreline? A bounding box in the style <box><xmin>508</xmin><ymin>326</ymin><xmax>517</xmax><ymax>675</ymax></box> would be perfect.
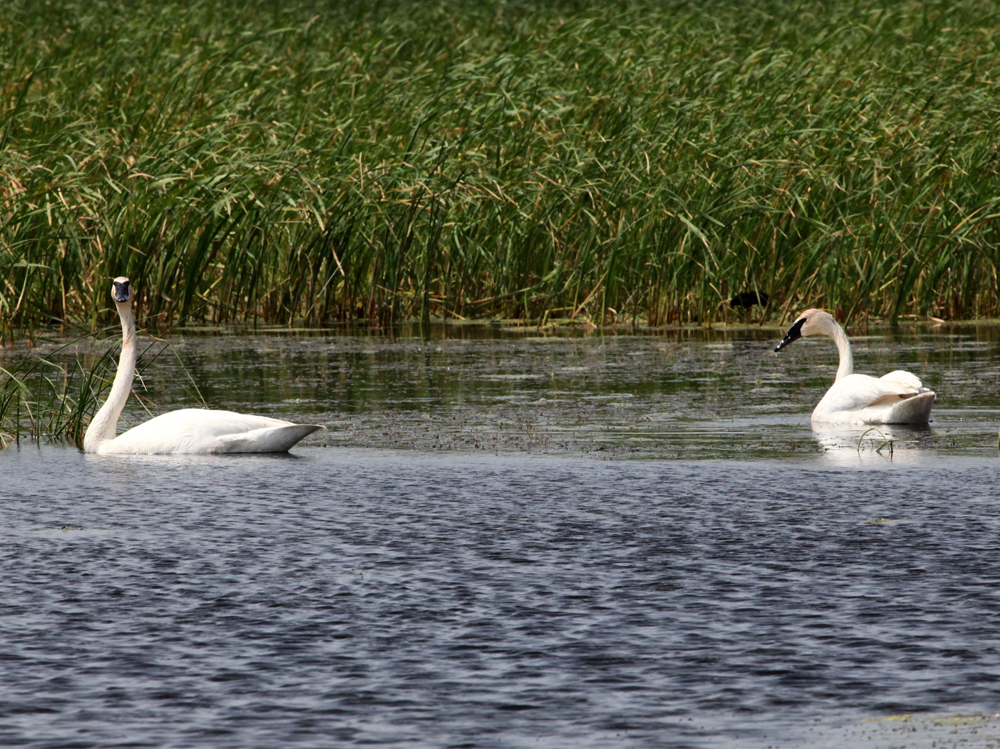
<box><xmin>0</xmin><ymin>335</ymin><xmax>118</xmax><ymax>447</ymax></box>
<box><xmin>1</xmin><ymin>0</ymin><xmax>1000</xmax><ymax>339</ymax></box>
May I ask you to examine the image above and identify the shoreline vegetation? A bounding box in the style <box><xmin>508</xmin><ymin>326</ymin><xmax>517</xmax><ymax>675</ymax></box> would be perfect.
<box><xmin>1</xmin><ymin>0</ymin><xmax>999</xmax><ymax>339</ymax></box>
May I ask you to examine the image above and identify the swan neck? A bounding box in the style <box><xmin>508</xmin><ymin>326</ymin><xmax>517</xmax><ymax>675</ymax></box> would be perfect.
<box><xmin>83</xmin><ymin>303</ymin><xmax>137</xmax><ymax>451</ymax></box>
<box><xmin>830</xmin><ymin>319</ymin><xmax>853</xmax><ymax>381</ymax></box>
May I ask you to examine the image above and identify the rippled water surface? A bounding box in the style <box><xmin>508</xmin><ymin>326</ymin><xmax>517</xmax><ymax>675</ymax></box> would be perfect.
<box><xmin>3</xmin><ymin>322</ymin><xmax>1000</xmax><ymax>747</ymax></box>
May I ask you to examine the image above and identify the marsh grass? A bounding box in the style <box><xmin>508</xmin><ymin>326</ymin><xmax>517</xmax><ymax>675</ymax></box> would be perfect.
<box><xmin>0</xmin><ymin>327</ymin><xmax>167</xmax><ymax>447</ymax></box>
<box><xmin>2</xmin><ymin>0</ymin><xmax>1000</xmax><ymax>337</ymax></box>
<box><xmin>0</xmin><ymin>337</ymin><xmax>113</xmax><ymax>447</ymax></box>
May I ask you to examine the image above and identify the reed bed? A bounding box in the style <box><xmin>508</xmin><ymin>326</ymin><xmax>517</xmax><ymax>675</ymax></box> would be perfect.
<box><xmin>0</xmin><ymin>336</ymin><xmax>116</xmax><ymax>446</ymax></box>
<box><xmin>0</xmin><ymin>326</ymin><xmax>173</xmax><ymax>446</ymax></box>
<box><xmin>2</xmin><ymin>0</ymin><xmax>1000</xmax><ymax>340</ymax></box>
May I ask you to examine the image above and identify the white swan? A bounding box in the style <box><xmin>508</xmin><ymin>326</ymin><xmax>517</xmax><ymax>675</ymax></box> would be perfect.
<box><xmin>774</xmin><ymin>308</ymin><xmax>935</xmax><ymax>425</ymax></box>
<box><xmin>83</xmin><ymin>277</ymin><xmax>324</xmax><ymax>454</ymax></box>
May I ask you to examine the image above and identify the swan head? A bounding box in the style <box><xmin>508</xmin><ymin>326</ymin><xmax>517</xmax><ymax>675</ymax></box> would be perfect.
<box><xmin>774</xmin><ymin>308</ymin><xmax>835</xmax><ymax>351</ymax></box>
<box><xmin>112</xmin><ymin>277</ymin><xmax>133</xmax><ymax>306</ymax></box>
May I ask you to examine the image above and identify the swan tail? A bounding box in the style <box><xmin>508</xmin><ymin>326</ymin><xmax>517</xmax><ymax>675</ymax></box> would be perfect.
<box><xmin>880</xmin><ymin>391</ymin><xmax>936</xmax><ymax>425</ymax></box>
<box><xmin>213</xmin><ymin>424</ymin><xmax>325</xmax><ymax>453</ymax></box>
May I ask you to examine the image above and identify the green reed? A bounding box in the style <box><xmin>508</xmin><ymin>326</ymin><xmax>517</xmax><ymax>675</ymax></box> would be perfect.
<box><xmin>2</xmin><ymin>0</ymin><xmax>999</xmax><ymax>336</ymax></box>
<box><xmin>0</xmin><ymin>337</ymin><xmax>115</xmax><ymax>446</ymax></box>
<box><xmin>0</xmin><ymin>324</ymin><xmax>169</xmax><ymax>446</ymax></box>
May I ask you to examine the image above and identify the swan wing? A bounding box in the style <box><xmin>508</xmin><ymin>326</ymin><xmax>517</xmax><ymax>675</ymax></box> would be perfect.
<box><xmin>99</xmin><ymin>408</ymin><xmax>319</xmax><ymax>454</ymax></box>
<box><xmin>879</xmin><ymin>370</ymin><xmax>924</xmax><ymax>390</ymax></box>
<box><xmin>813</xmin><ymin>374</ymin><xmax>919</xmax><ymax>416</ymax></box>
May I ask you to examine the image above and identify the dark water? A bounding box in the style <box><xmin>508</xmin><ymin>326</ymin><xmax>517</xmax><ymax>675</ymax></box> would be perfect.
<box><xmin>3</xmin><ymin>448</ymin><xmax>1000</xmax><ymax>747</ymax></box>
<box><xmin>3</xmin><ymin>322</ymin><xmax>1000</xmax><ymax>747</ymax></box>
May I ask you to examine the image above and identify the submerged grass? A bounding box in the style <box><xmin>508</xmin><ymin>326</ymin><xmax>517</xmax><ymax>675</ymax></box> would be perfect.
<box><xmin>2</xmin><ymin>0</ymin><xmax>1000</xmax><ymax>337</ymax></box>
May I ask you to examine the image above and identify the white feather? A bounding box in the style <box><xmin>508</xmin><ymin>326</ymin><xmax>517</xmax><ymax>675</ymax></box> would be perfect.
<box><xmin>776</xmin><ymin>309</ymin><xmax>935</xmax><ymax>425</ymax></box>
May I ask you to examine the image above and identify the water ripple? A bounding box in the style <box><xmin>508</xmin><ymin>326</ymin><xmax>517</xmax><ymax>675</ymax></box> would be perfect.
<box><xmin>2</xmin><ymin>448</ymin><xmax>1000</xmax><ymax>747</ymax></box>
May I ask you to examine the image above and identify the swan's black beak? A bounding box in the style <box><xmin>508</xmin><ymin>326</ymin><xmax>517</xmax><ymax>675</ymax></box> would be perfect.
<box><xmin>775</xmin><ymin>317</ymin><xmax>805</xmax><ymax>352</ymax></box>
<box><xmin>112</xmin><ymin>278</ymin><xmax>131</xmax><ymax>304</ymax></box>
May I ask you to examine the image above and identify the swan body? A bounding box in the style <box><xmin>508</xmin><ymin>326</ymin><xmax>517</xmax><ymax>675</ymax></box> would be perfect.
<box><xmin>84</xmin><ymin>277</ymin><xmax>324</xmax><ymax>455</ymax></box>
<box><xmin>774</xmin><ymin>308</ymin><xmax>935</xmax><ymax>425</ymax></box>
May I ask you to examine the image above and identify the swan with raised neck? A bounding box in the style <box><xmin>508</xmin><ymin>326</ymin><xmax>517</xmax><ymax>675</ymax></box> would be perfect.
<box><xmin>84</xmin><ymin>277</ymin><xmax>324</xmax><ymax>454</ymax></box>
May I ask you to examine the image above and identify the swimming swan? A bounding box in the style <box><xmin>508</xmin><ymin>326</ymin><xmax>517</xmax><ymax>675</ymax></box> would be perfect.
<box><xmin>83</xmin><ymin>277</ymin><xmax>324</xmax><ymax>454</ymax></box>
<box><xmin>774</xmin><ymin>308</ymin><xmax>935</xmax><ymax>425</ymax></box>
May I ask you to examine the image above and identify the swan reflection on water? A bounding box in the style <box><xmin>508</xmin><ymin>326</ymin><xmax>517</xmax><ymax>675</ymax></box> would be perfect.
<box><xmin>811</xmin><ymin>422</ymin><xmax>935</xmax><ymax>465</ymax></box>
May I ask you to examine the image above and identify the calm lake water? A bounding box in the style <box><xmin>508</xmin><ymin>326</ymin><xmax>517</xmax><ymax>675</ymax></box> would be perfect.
<box><xmin>2</xmin><ymin>321</ymin><xmax>1000</xmax><ymax>747</ymax></box>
